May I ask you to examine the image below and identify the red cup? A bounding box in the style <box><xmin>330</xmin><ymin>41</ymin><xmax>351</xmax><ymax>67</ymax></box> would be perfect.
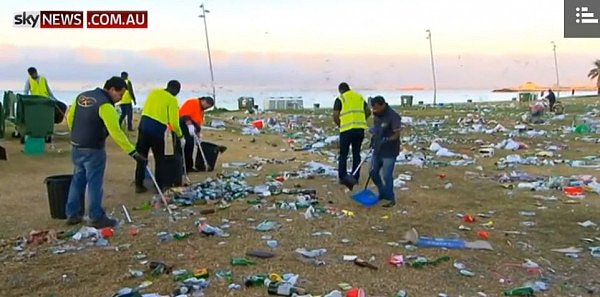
<box><xmin>100</xmin><ymin>228</ymin><xmax>114</xmax><ymax>238</ymax></box>
<box><xmin>346</xmin><ymin>288</ymin><xmax>366</xmax><ymax>297</ymax></box>
<box><xmin>463</xmin><ymin>214</ymin><xmax>475</xmax><ymax>223</ymax></box>
<box><xmin>252</xmin><ymin>120</ymin><xmax>264</xmax><ymax>129</ymax></box>
<box><xmin>477</xmin><ymin>230</ymin><xmax>489</xmax><ymax>239</ymax></box>
<box><xmin>439</xmin><ymin>173</ymin><xmax>447</xmax><ymax>179</ymax></box>
<box><xmin>564</xmin><ymin>187</ymin><xmax>584</xmax><ymax>196</ymax></box>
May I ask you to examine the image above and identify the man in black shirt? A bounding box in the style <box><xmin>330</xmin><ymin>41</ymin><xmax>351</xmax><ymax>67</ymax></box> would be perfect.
<box><xmin>369</xmin><ymin>96</ymin><xmax>401</xmax><ymax>207</ymax></box>
<box><xmin>545</xmin><ymin>89</ymin><xmax>556</xmax><ymax>111</ymax></box>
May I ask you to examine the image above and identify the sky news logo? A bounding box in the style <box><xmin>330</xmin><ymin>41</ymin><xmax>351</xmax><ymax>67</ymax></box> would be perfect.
<box><xmin>13</xmin><ymin>11</ymin><xmax>147</xmax><ymax>29</ymax></box>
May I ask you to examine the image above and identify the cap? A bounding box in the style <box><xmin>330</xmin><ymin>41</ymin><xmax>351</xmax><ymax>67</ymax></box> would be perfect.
<box><xmin>370</xmin><ymin>95</ymin><xmax>386</xmax><ymax>106</ymax></box>
<box><xmin>200</xmin><ymin>96</ymin><xmax>215</xmax><ymax>106</ymax></box>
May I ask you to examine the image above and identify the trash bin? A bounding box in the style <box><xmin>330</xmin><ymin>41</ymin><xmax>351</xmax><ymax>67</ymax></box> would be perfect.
<box><xmin>44</xmin><ymin>174</ymin><xmax>85</xmax><ymax>219</ymax></box>
<box><xmin>237</xmin><ymin>97</ymin><xmax>255</xmax><ymax>112</ymax></box>
<box><xmin>16</xmin><ymin>95</ymin><xmax>55</xmax><ymax>138</ymax></box>
<box><xmin>401</xmin><ymin>95</ymin><xmax>413</xmax><ymax>106</ymax></box>
<box><xmin>0</xmin><ymin>101</ymin><xmax>4</xmax><ymax>139</ymax></box>
<box><xmin>157</xmin><ymin>155</ymin><xmax>183</xmax><ymax>188</ymax></box>
<box><xmin>519</xmin><ymin>93</ymin><xmax>533</xmax><ymax>103</ymax></box>
<box><xmin>196</xmin><ymin>141</ymin><xmax>222</xmax><ymax>172</ymax></box>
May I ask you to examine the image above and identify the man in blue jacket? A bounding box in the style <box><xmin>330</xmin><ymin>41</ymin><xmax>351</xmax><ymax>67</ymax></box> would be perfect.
<box><xmin>66</xmin><ymin>77</ymin><xmax>147</xmax><ymax>227</ymax></box>
<box><xmin>369</xmin><ymin>96</ymin><xmax>402</xmax><ymax>207</ymax></box>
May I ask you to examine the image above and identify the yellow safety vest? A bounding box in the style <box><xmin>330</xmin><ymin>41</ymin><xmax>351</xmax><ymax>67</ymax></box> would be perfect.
<box><xmin>30</xmin><ymin>76</ymin><xmax>50</xmax><ymax>97</ymax></box>
<box><xmin>339</xmin><ymin>90</ymin><xmax>368</xmax><ymax>132</ymax></box>
<box><xmin>121</xmin><ymin>78</ymin><xmax>134</xmax><ymax>104</ymax></box>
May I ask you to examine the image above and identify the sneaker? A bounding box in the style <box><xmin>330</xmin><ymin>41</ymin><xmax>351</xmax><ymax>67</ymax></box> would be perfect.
<box><xmin>66</xmin><ymin>216</ymin><xmax>83</xmax><ymax>225</ymax></box>
<box><xmin>135</xmin><ymin>185</ymin><xmax>148</xmax><ymax>193</ymax></box>
<box><xmin>339</xmin><ymin>178</ymin><xmax>354</xmax><ymax>191</ymax></box>
<box><xmin>90</xmin><ymin>216</ymin><xmax>118</xmax><ymax>228</ymax></box>
<box><xmin>382</xmin><ymin>201</ymin><xmax>396</xmax><ymax>208</ymax></box>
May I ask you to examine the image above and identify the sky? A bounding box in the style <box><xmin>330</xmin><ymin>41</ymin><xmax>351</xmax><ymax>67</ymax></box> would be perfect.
<box><xmin>0</xmin><ymin>0</ymin><xmax>599</xmax><ymax>91</ymax></box>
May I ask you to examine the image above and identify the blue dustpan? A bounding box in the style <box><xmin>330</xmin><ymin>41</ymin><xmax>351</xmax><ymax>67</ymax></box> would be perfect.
<box><xmin>351</xmin><ymin>176</ymin><xmax>379</xmax><ymax>207</ymax></box>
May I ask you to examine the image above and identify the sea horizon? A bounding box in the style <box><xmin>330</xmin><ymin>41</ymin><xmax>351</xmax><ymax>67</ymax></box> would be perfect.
<box><xmin>2</xmin><ymin>88</ymin><xmax>596</xmax><ymax>110</ymax></box>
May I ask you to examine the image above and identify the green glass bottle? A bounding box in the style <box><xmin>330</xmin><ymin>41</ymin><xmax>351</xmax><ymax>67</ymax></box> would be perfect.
<box><xmin>503</xmin><ymin>286</ymin><xmax>534</xmax><ymax>296</ymax></box>
<box><xmin>244</xmin><ymin>274</ymin><xmax>269</xmax><ymax>287</ymax></box>
<box><xmin>231</xmin><ymin>257</ymin><xmax>255</xmax><ymax>266</ymax></box>
<box><xmin>173</xmin><ymin>271</ymin><xmax>194</xmax><ymax>282</ymax></box>
<box><xmin>172</xmin><ymin>232</ymin><xmax>191</xmax><ymax>240</ymax></box>
<box><xmin>247</xmin><ymin>198</ymin><xmax>262</xmax><ymax>205</ymax></box>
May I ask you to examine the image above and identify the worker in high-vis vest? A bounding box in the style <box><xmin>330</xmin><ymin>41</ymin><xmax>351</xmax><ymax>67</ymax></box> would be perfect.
<box><xmin>179</xmin><ymin>96</ymin><xmax>215</xmax><ymax>171</ymax></box>
<box><xmin>332</xmin><ymin>82</ymin><xmax>371</xmax><ymax>189</ymax></box>
<box><xmin>134</xmin><ymin>80</ymin><xmax>184</xmax><ymax>193</ymax></box>
<box><xmin>65</xmin><ymin>76</ymin><xmax>147</xmax><ymax>228</ymax></box>
<box><xmin>118</xmin><ymin>71</ymin><xmax>137</xmax><ymax>131</ymax></box>
<box><xmin>24</xmin><ymin>67</ymin><xmax>56</xmax><ymax>99</ymax></box>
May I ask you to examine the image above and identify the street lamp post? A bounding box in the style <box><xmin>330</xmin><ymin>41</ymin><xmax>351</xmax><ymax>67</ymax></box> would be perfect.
<box><xmin>200</xmin><ymin>4</ymin><xmax>216</xmax><ymax>103</ymax></box>
<box><xmin>426</xmin><ymin>29</ymin><xmax>437</xmax><ymax>105</ymax></box>
<box><xmin>551</xmin><ymin>41</ymin><xmax>560</xmax><ymax>97</ymax></box>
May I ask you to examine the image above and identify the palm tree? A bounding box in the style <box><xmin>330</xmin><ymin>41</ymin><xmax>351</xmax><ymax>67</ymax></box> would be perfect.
<box><xmin>588</xmin><ymin>59</ymin><xmax>600</xmax><ymax>95</ymax></box>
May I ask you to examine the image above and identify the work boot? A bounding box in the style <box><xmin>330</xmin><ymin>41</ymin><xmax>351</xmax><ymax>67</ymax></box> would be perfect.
<box><xmin>382</xmin><ymin>200</ymin><xmax>396</xmax><ymax>208</ymax></box>
<box><xmin>90</xmin><ymin>216</ymin><xmax>118</xmax><ymax>228</ymax></box>
<box><xmin>66</xmin><ymin>216</ymin><xmax>83</xmax><ymax>225</ymax></box>
<box><xmin>135</xmin><ymin>185</ymin><xmax>147</xmax><ymax>193</ymax></box>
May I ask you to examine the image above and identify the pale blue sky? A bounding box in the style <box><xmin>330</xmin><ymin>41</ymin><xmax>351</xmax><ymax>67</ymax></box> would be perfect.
<box><xmin>1</xmin><ymin>0</ymin><xmax>598</xmax><ymax>54</ymax></box>
<box><xmin>1</xmin><ymin>0</ymin><xmax>599</xmax><ymax>90</ymax></box>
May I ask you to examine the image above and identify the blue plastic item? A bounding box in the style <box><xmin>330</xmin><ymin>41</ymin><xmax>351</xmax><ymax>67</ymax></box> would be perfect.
<box><xmin>351</xmin><ymin>188</ymin><xmax>379</xmax><ymax>207</ymax></box>
<box><xmin>416</xmin><ymin>237</ymin><xmax>466</xmax><ymax>249</ymax></box>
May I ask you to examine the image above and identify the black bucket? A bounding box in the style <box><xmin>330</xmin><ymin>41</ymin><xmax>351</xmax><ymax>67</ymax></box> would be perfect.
<box><xmin>44</xmin><ymin>174</ymin><xmax>84</xmax><ymax>219</ymax></box>
<box><xmin>196</xmin><ymin>142</ymin><xmax>221</xmax><ymax>172</ymax></box>
<box><xmin>157</xmin><ymin>155</ymin><xmax>183</xmax><ymax>188</ymax></box>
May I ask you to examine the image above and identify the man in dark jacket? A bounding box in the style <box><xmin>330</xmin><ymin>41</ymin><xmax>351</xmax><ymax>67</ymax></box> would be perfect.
<box><xmin>368</xmin><ymin>96</ymin><xmax>402</xmax><ymax>207</ymax></box>
<box><xmin>66</xmin><ymin>77</ymin><xmax>147</xmax><ymax>228</ymax></box>
<box><xmin>545</xmin><ymin>89</ymin><xmax>556</xmax><ymax>111</ymax></box>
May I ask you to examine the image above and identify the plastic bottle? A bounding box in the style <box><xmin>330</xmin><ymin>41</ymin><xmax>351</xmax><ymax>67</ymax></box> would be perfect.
<box><xmin>518</xmin><ymin>211</ymin><xmax>536</xmax><ymax>217</ymax></box>
<box><xmin>502</xmin><ymin>286</ymin><xmax>534</xmax><ymax>296</ymax></box>
<box><xmin>394</xmin><ymin>290</ymin><xmax>408</xmax><ymax>297</ymax></box>
<box><xmin>267</xmin><ymin>282</ymin><xmax>306</xmax><ymax>296</ymax></box>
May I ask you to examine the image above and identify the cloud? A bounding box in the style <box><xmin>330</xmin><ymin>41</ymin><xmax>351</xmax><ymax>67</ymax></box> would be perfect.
<box><xmin>0</xmin><ymin>44</ymin><xmax>597</xmax><ymax>92</ymax></box>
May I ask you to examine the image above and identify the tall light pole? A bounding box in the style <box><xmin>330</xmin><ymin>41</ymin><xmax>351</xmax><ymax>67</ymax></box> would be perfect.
<box><xmin>551</xmin><ymin>41</ymin><xmax>560</xmax><ymax>97</ymax></box>
<box><xmin>200</xmin><ymin>4</ymin><xmax>216</xmax><ymax>103</ymax></box>
<box><xmin>426</xmin><ymin>29</ymin><xmax>437</xmax><ymax>105</ymax></box>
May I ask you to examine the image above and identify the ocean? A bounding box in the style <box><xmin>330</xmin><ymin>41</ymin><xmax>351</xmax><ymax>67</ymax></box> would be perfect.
<box><xmin>6</xmin><ymin>89</ymin><xmax>597</xmax><ymax>110</ymax></box>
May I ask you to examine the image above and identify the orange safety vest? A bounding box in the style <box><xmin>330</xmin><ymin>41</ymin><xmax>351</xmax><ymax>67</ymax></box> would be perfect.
<box><xmin>167</xmin><ymin>98</ymin><xmax>204</xmax><ymax>131</ymax></box>
<box><xmin>179</xmin><ymin>98</ymin><xmax>204</xmax><ymax>126</ymax></box>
